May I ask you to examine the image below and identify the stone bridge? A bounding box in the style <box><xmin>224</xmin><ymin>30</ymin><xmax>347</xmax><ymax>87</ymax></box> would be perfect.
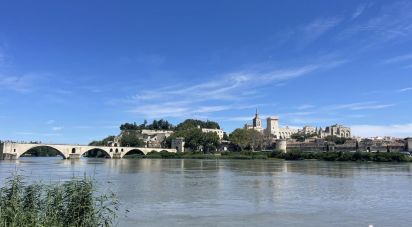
<box><xmin>0</xmin><ymin>142</ymin><xmax>177</xmax><ymax>160</ymax></box>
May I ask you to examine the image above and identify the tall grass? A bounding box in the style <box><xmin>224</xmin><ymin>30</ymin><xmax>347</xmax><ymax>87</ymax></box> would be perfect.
<box><xmin>0</xmin><ymin>173</ymin><xmax>118</xmax><ymax>227</ymax></box>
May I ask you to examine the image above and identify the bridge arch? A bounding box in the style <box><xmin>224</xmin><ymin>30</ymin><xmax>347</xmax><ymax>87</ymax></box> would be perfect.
<box><xmin>19</xmin><ymin>145</ymin><xmax>67</xmax><ymax>159</ymax></box>
<box><xmin>121</xmin><ymin>148</ymin><xmax>146</xmax><ymax>158</ymax></box>
<box><xmin>81</xmin><ymin>148</ymin><xmax>111</xmax><ymax>158</ymax></box>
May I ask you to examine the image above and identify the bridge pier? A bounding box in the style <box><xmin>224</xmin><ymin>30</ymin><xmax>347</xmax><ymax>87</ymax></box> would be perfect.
<box><xmin>68</xmin><ymin>154</ymin><xmax>81</xmax><ymax>159</ymax></box>
<box><xmin>1</xmin><ymin>153</ymin><xmax>17</xmax><ymax>160</ymax></box>
<box><xmin>112</xmin><ymin>153</ymin><xmax>121</xmax><ymax>159</ymax></box>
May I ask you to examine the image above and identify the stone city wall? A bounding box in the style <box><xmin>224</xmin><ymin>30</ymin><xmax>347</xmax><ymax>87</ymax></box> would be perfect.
<box><xmin>286</xmin><ymin>140</ymin><xmax>407</xmax><ymax>152</ymax></box>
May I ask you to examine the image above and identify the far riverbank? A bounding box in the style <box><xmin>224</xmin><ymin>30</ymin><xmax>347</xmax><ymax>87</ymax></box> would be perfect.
<box><xmin>124</xmin><ymin>150</ymin><xmax>412</xmax><ymax>162</ymax></box>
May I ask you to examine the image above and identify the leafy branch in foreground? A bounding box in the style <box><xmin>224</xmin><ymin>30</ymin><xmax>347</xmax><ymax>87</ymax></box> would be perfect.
<box><xmin>0</xmin><ymin>173</ymin><xmax>118</xmax><ymax>227</ymax></box>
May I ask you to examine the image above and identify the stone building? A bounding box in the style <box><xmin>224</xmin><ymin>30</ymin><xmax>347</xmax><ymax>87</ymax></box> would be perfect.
<box><xmin>171</xmin><ymin>137</ymin><xmax>185</xmax><ymax>152</ymax></box>
<box><xmin>244</xmin><ymin>110</ymin><xmax>351</xmax><ymax>139</ymax></box>
<box><xmin>119</xmin><ymin>129</ymin><xmax>174</xmax><ymax>148</ymax></box>
<box><xmin>244</xmin><ymin>110</ymin><xmax>297</xmax><ymax>139</ymax></box>
<box><xmin>201</xmin><ymin>128</ymin><xmax>224</xmax><ymax>140</ymax></box>
<box><xmin>318</xmin><ymin>124</ymin><xmax>351</xmax><ymax>138</ymax></box>
<box><xmin>302</xmin><ymin>126</ymin><xmax>317</xmax><ymax>134</ymax></box>
<box><xmin>244</xmin><ymin>109</ymin><xmax>264</xmax><ymax>133</ymax></box>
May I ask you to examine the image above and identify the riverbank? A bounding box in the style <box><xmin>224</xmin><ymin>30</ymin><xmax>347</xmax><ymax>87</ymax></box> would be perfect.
<box><xmin>124</xmin><ymin>150</ymin><xmax>412</xmax><ymax>162</ymax></box>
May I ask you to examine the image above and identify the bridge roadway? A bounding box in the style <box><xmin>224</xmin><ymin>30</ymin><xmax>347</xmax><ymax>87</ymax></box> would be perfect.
<box><xmin>0</xmin><ymin>142</ymin><xmax>177</xmax><ymax>159</ymax></box>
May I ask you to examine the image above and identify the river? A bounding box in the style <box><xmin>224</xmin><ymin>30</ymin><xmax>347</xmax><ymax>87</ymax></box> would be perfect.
<box><xmin>1</xmin><ymin>157</ymin><xmax>412</xmax><ymax>226</ymax></box>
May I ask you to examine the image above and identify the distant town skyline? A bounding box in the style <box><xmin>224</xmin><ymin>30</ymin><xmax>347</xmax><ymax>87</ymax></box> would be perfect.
<box><xmin>0</xmin><ymin>0</ymin><xmax>412</xmax><ymax>144</ymax></box>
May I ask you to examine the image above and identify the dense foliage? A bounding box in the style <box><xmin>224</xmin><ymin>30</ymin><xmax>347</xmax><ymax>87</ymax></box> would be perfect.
<box><xmin>175</xmin><ymin>119</ymin><xmax>220</xmax><ymax>131</ymax></box>
<box><xmin>229</xmin><ymin>128</ymin><xmax>264</xmax><ymax>151</ymax></box>
<box><xmin>324</xmin><ymin>135</ymin><xmax>347</xmax><ymax>145</ymax></box>
<box><xmin>166</xmin><ymin>128</ymin><xmax>220</xmax><ymax>152</ymax></box>
<box><xmin>271</xmin><ymin>151</ymin><xmax>411</xmax><ymax>162</ymax></box>
<box><xmin>0</xmin><ymin>173</ymin><xmax>118</xmax><ymax>227</ymax></box>
<box><xmin>120</xmin><ymin>119</ymin><xmax>174</xmax><ymax>131</ymax></box>
<box><xmin>89</xmin><ymin>136</ymin><xmax>116</xmax><ymax>146</ymax></box>
<box><xmin>120</xmin><ymin>131</ymin><xmax>145</xmax><ymax>147</ymax></box>
<box><xmin>290</xmin><ymin>132</ymin><xmax>318</xmax><ymax>142</ymax></box>
<box><xmin>124</xmin><ymin>150</ymin><xmax>412</xmax><ymax>162</ymax></box>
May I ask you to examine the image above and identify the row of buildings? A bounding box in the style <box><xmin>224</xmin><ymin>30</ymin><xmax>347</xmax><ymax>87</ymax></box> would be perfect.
<box><xmin>109</xmin><ymin>109</ymin><xmax>352</xmax><ymax>151</ymax></box>
<box><xmin>244</xmin><ymin>109</ymin><xmax>351</xmax><ymax>139</ymax></box>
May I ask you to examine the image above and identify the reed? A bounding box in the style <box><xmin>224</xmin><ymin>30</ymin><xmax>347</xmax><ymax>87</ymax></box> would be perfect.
<box><xmin>0</xmin><ymin>173</ymin><xmax>118</xmax><ymax>227</ymax></box>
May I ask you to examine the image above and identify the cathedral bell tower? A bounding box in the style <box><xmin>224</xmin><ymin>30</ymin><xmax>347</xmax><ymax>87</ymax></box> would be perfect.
<box><xmin>252</xmin><ymin>108</ymin><xmax>262</xmax><ymax>130</ymax></box>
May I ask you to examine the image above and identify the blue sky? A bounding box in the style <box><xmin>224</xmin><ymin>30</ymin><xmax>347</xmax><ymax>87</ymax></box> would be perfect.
<box><xmin>1</xmin><ymin>0</ymin><xmax>412</xmax><ymax>144</ymax></box>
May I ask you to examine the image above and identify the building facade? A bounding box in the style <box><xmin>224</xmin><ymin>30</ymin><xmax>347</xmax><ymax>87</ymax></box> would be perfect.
<box><xmin>318</xmin><ymin>124</ymin><xmax>351</xmax><ymax>138</ymax></box>
<box><xmin>245</xmin><ymin>110</ymin><xmax>351</xmax><ymax>139</ymax></box>
<box><xmin>201</xmin><ymin>128</ymin><xmax>224</xmax><ymax>140</ymax></box>
<box><xmin>244</xmin><ymin>109</ymin><xmax>264</xmax><ymax>133</ymax></box>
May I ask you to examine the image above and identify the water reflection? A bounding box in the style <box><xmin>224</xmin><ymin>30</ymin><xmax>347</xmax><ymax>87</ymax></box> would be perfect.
<box><xmin>1</xmin><ymin>158</ymin><xmax>412</xmax><ymax>226</ymax></box>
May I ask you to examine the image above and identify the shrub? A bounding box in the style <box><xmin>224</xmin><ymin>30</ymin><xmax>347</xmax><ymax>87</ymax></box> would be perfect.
<box><xmin>0</xmin><ymin>173</ymin><xmax>118</xmax><ymax>227</ymax></box>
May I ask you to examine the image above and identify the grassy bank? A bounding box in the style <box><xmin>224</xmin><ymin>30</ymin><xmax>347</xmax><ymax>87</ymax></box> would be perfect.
<box><xmin>124</xmin><ymin>150</ymin><xmax>412</xmax><ymax>162</ymax></box>
<box><xmin>0</xmin><ymin>173</ymin><xmax>118</xmax><ymax>227</ymax></box>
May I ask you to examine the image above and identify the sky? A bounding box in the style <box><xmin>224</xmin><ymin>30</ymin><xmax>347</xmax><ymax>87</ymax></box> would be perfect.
<box><xmin>0</xmin><ymin>0</ymin><xmax>412</xmax><ymax>144</ymax></box>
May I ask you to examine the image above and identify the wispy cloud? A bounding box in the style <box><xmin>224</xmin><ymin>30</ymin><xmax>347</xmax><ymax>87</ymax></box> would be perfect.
<box><xmin>397</xmin><ymin>87</ymin><xmax>412</xmax><ymax>93</ymax></box>
<box><xmin>345</xmin><ymin>1</ymin><xmax>412</xmax><ymax>43</ymax></box>
<box><xmin>296</xmin><ymin>104</ymin><xmax>315</xmax><ymax>110</ymax></box>
<box><xmin>302</xmin><ymin>17</ymin><xmax>343</xmax><ymax>43</ymax></box>
<box><xmin>46</xmin><ymin>120</ymin><xmax>55</xmax><ymax>125</ymax></box>
<box><xmin>127</xmin><ymin>60</ymin><xmax>345</xmax><ymax>118</ymax></box>
<box><xmin>51</xmin><ymin>127</ymin><xmax>63</xmax><ymax>131</ymax></box>
<box><xmin>0</xmin><ymin>73</ymin><xmax>49</xmax><ymax>93</ymax></box>
<box><xmin>352</xmin><ymin>3</ymin><xmax>372</xmax><ymax>19</ymax></box>
<box><xmin>351</xmin><ymin>123</ymin><xmax>412</xmax><ymax>138</ymax></box>
<box><xmin>383</xmin><ymin>53</ymin><xmax>412</xmax><ymax>64</ymax></box>
<box><xmin>331</xmin><ymin>101</ymin><xmax>395</xmax><ymax>110</ymax></box>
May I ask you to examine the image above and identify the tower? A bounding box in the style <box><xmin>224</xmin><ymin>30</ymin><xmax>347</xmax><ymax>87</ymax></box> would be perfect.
<box><xmin>266</xmin><ymin>116</ymin><xmax>280</xmax><ymax>138</ymax></box>
<box><xmin>252</xmin><ymin>108</ymin><xmax>262</xmax><ymax>129</ymax></box>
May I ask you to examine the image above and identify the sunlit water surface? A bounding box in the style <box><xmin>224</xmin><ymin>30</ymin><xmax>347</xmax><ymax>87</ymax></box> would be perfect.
<box><xmin>1</xmin><ymin>157</ymin><xmax>412</xmax><ymax>227</ymax></box>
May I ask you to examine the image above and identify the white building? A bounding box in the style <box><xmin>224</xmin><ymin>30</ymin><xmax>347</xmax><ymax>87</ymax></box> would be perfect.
<box><xmin>244</xmin><ymin>109</ymin><xmax>264</xmax><ymax>133</ymax></box>
<box><xmin>201</xmin><ymin>128</ymin><xmax>224</xmax><ymax>140</ymax></box>
<box><xmin>245</xmin><ymin>110</ymin><xmax>351</xmax><ymax>139</ymax></box>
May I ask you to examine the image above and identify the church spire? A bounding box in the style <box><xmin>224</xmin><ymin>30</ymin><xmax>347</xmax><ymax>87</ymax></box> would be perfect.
<box><xmin>255</xmin><ymin>108</ymin><xmax>258</xmax><ymax>117</ymax></box>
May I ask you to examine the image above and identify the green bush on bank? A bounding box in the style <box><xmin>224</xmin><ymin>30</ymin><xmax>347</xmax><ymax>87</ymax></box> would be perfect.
<box><xmin>0</xmin><ymin>173</ymin><xmax>118</xmax><ymax>227</ymax></box>
<box><xmin>124</xmin><ymin>150</ymin><xmax>411</xmax><ymax>162</ymax></box>
<box><xmin>271</xmin><ymin>151</ymin><xmax>411</xmax><ymax>162</ymax></box>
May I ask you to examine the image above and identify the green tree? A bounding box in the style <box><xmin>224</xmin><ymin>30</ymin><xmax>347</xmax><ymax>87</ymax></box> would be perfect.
<box><xmin>89</xmin><ymin>135</ymin><xmax>116</xmax><ymax>146</ymax></box>
<box><xmin>324</xmin><ymin>135</ymin><xmax>347</xmax><ymax>145</ymax></box>
<box><xmin>291</xmin><ymin>132</ymin><xmax>317</xmax><ymax>142</ymax></box>
<box><xmin>120</xmin><ymin>131</ymin><xmax>145</xmax><ymax>147</ymax></box>
<box><xmin>223</xmin><ymin>132</ymin><xmax>229</xmax><ymax>140</ymax></box>
<box><xmin>166</xmin><ymin>127</ymin><xmax>219</xmax><ymax>152</ymax></box>
<box><xmin>229</xmin><ymin>128</ymin><xmax>264</xmax><ymax>151</ymax></box>
<box><xmin>175</xmin><ymin>119</ymin><xmax>220</xmax><ymax>131</ymax></box>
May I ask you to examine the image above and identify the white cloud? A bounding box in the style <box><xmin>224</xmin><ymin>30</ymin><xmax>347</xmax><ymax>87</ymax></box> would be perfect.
<box><xmin>0</xmin><ymin>73</ymin><xmax>46</xmax><ymax>93</ymax></box>
<box><xmin>46</xmin><ymin>120</ymin><xmax>55</xmax><ymax>125</ymax></box>
<box><xmin>352</xmin><ymin>3</ymin><xmax>372</xmax><ymax>19</ymax></box>
<box><xmin>52</xmin><ymin>127</ymin><xmax>63</xmax><ymax>131</ymax></box>
<box><xmin>127</xmin><ymin>60</ymin><xmax>345</xmax><ymax>119</ymax></box>
<box><xmin>397</xmin><ymin>87</ymin><xmax>412</xmax><ymax>93</ymax></box>
<box><xmin>383</xmin><ymin>54</ymin><xmax>412</xmax><ymax>64</ymax></box>
<box><xmin>297</xmin><ymin>104</ymin><xmax>314</xmax><ymax>110</ymax></box>
<box><xmin>332</xmin><ymin>101</ymin><xmax>395</xmax><ymax>110</ymax></box>
<box><xmin>301</xmin><ymin>17</ymin><xmax>343</xmax><ymax>43</ymax></box>
<box><xmin>351</xmin><ymin>123</ymin><xmax>412</xmax><ymax>138</ymax></box>
<box><xmin>346</xmin><ymin>1</ymin><xmax>412</xmax><ymax>43</ymax></box>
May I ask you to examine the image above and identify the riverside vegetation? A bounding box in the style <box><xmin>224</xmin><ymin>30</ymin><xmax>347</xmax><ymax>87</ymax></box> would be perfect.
<box><xmin>124</xmin><ymin>150</ymin><xmax>412</xmax><ymax>162</ymax></box>
<box><xmin>0</xmin><ymin>173</ymin><xmax>118</xmax><ymax>227</ymax></box>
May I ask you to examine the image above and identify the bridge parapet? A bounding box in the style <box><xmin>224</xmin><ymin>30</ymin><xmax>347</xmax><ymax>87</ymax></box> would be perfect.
<box><xmin>0</xmin><ymin>142</ymin><xmax>177</xmax><ymax>160</ymax></box>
